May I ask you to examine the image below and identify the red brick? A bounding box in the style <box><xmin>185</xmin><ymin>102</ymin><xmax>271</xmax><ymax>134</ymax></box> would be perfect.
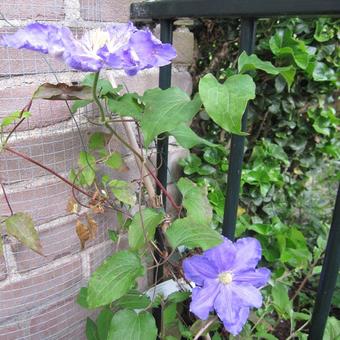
<box><xmin>0</xmin><ymin>256</ymin><xmax>82</xmax><ymax>323</ymax></box>
<box><xmin>0</xmin><ymin>322</ymin><xmax>29</xmax><ymax>340</ymax></box>
<box><xmin>0</xmin><ymin>126</ymin><xmax>92</xmax><ymax>184</ymax></box>
<box><xmin>29</xmin><ymin>297</ymin><xmax>90</xmax><ymax>339</ymax></box>
<box><xmin>0</xmin><ymin>0</ymin><xmax>65</xmax><ymax>21</ymax></box>
<box><xmin>80</xmin><ymin>0</ymin><xmax>140</xmax><ymax>22</ymax></box>
<box><xmin>0</xmin><ymin>85</ymin><xmax>76</xmax><ymax>131</ymax></box>
<box><xmin>12</xmin><ymin>212</ymin><xmax>114</xmax><ymax>273</ymax></box>
<box><xmin>0</xmin><ymin>178</ymin><xmax>72</xmax><ymax>225</ymax></box>
<box><xmin>88</xmin><ymin>240</ymin><xmax>115</xmax><ymax>274</ymax></box>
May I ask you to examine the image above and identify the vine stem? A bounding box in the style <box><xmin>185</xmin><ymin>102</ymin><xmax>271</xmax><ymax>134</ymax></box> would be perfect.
<box><xmin>2</xmin><ymin>99</ymin><xmax>33</xmax><ymax>146</ymax></box>
<box><xmin>4</xmin><ymin>146</ymin><xmax>92</xmax><ymax>199</ymax></box>
<box><xmin>1</xmin><ymin>182</ymin><xmax>13</xmax><ymax>215</ymax></box>
<box><xmin>93</xmin><ymin>72</ymin><xmax>181</xmax><ymax>213</ymax></box>
<box><xmin>290</xmin><ymin>254</ymin><xmax>323</xmax><ymax>302</ymax></box>
<box><xmin>193</xmin><ymin>316</ymin><xmax>218</xmax><ymax>340</ymax></box>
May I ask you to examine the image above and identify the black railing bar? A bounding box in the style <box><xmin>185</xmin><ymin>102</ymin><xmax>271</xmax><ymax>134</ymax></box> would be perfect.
<box><xmin>153</xmin><ymin>19</ymin><xmax>173</xmax><ymax>336</ymax></box>
<box><xmin>308</xmin><ymin>183</ymin><xmax>340</xmax><ymax>339</ymax></box>
<box><xmin>222</xmin><ymin>18</ymin><xmax>256</xmax><ymax>240</ymax></box>
<box><xmin>131</xmin><ymin>0</ymin><xmax>340</xmax><ymax>20</ymax></box>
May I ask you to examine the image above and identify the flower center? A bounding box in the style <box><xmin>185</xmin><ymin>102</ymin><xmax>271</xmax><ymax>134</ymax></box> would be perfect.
<box><xmin>83</xmin><ymin>29</ymin><xmax>110</xmax><ymax>53</ymax></box>
<box><xmin>218</xmin><ymin>271</ymin><xmax>233</xmax><ymax>285</ymax></box>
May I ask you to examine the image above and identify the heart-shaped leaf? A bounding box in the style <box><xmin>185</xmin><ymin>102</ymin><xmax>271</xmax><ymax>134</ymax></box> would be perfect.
<box><xmin>141</xmin><ymin>88</ymin><xmax>202</xmax><ymax>147</ymax></box>
<box><xmin>199</xmin><ymin>74</ymin><xmax>255</xmax><ymax>134</ymax></box>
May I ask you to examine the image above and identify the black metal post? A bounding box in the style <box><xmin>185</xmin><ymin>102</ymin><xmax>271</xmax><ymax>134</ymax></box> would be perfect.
<box><xmin>154</xmin><ymin>18</ymin><xmax>173</xmax><ymax>281</ymax></box>
<box><xmin>153</xmin><ymin>19</ymin><xmax>173</xmax><ymax>337</ymax></box>
<box><xmin>309</xmin><ymin>184</ymin><xmax>340</xmax><ymax>340</ymax></box>
<box><xmin>222</xmin><ymin>18</ymin><xmax>256</xmax><ymax>240</ymax></box>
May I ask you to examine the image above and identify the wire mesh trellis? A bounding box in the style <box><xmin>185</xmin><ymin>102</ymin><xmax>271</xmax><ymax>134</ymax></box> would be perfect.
<box><xmin>0</xmin><ymin>1</ymin><xmax>134</xmax><ymax>339</ymax></box>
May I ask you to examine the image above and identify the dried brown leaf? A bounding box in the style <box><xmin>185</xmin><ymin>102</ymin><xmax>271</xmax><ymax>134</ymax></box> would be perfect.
<box><xmin>86</xmin><ymin>214</ymin><xmax>98</xmax><ymax>240</ymax></box>
<box><xmin>76</xmin><ymin>220</ymin><xmax>90</xmax><ymax>250</ymax></box>
<box><xmin>67</xmin><ymin>197</ymin><xmax>79</xmax><ymax>214</ymax></box>
<box><xmin>33</xmin><ymin>83</ymin><xmax>93</xmax><ymax>101</ymax></box>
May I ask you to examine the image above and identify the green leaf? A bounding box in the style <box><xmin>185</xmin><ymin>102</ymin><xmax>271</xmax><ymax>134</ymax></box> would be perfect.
<box><xmin>96</xmin><ymin>307</ymin><xmax>114</xmax><ymax>340</ymax></box>
<box><xmin>88</xmin><ymin>132</ymin><xmax>106</xmax><ymax>150</ymax></box>
<box><xmin>314</xmin><ymin>19</ymin><xmax>335</xmax><ymax>42</ymax></box>
<box><xmin>324</xmin><ymin>316</ymin><xmax>340</xmax><ymax>340</ymax></box>
<box><xmin>177</xmin><ymin>178</ymin><xmax>212</xmax><ymax>224</ymax></box>
<box><xmin>108</xmin><ymin>310</ymin><xmax>157</xmax><ymax>340</ymax></box>
<box><xmin>238</xmin><ymin>52</ymin><xmax>296</xmax><ymax>89</ymax></box>
<box><xmin>167</xmin><ymin>291</ymin><xmax>190</xmax><ymax>303</ymax></box>
<box><xmin>107</xmin><ymin>93</ymin><xmax>143</xmax><ymax>120</ymax></box>
<box><xmin>77</xmin><ymin>287</ymin><xmax>93</xmax><ymax>309</ymax></box>
<box><xmin>166</xmin><ymin>217</ymin><xmax>222</xmax><ymax>250</ymax></box>
<box><xmin>5</xmin><ymin>213</ymin><xmax>42</xmax><ymax>255</ymax></box>
<box><xmin>164</xmin><ymin>303</ymin><xmax>177</xmax><ymax>326</ymax></box>
<box><xmin>199</xmin><ymin>73</ymin><xmax>255</xmax><ymax>134</ymax></box>
<box><xmin>81</xmin><ymin>73</ymin><xmax>120</xmax><ymax>97</ymax></box>
<box><xmin>78</xmin><ymin>151</ymin><xmax>97</xmax><ymax>186</ymax></box>
<box><xmin>114</xmin><ymin>290</ymin><xmax>151</xmax><ymax>309</ymax></box>
<box><xmin>86</xmin><ymin>318</ymin><xmax>99</xmax><ymax>340</ymax></box>
<box><xmin>1</xmin><ymin>111</ymin><xmax>31</xmax><ymax>128</ymax></box>
<box><xmin>128</xmin><ymin>208</ymin><xmax>164</xmax><ymax>250</ymax></box>
<box><xmin>105</xmin><ymin>152</ymin><xmax>124</xmax><ymax>170</ymax></box>
<box><xmin>271</xmin><ymin>283</ymin><xmax>292</xmax><ymax>318</ymax></box>
<box><xmin>141</xmin><ymin>88</ymin><xmax>202</xmax><ymax>147</ymax></box>
<box><xmin>169</xmin><ymin>123</ymin><xmax>216</xmax><ymax>148</ymax></box>
<box><xmin>33</xmin><ymin>83</ymin><xmax>93</xmax><ymax>100</ymax></box>
<box><xmin>238</xmin><ymin>51</ymin><xmax>280</xmax><ymax>75</ymax></box>
<box><xmin>71</xmin><ymin>99</ymin><xmax>93</xmax><ymax>113</ymax></box>
<box><xmin>86</xmin><ymin>250</ymin><xmax>144</xmax><ymax>308</ymax></box>
<box><xmin>108</xmin><ymin>230</ymin><xmax>118</xmax><ymax>243</ymax></box>
<box><xmin>312</xmin><ymin>62</ymin><xmax>336</xmax><ymax>82</ymax></box>
<box><xmin>109</xmin><ymin>179</ymin><xmax>136</xmax><ymax>206</ymax></box>
<box><xmin>269</xmin><ymin>30</ymin><xmax>310</xmax><ymax>70</ymax></box>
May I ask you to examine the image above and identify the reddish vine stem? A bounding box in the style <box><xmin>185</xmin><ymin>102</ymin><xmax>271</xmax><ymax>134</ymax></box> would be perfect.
<box><xmin>145</xmin><ymin>164</ymin><xmax>182</xmax><ymax>212</ymax></box>
<box><xmin>4</xmin><ymin>146</ymin><xmax>92</xmax><ymax>199</ymax></box>
<box><xmin>1</xmin><ymin>182</ymin><xmax>13</xmax><ymax>215</ymax></box>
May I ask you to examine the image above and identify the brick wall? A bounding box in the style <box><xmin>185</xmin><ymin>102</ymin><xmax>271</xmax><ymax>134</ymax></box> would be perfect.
<box><xmin>0</xmin><ymin>1</ymin><xmax>194</xmax><ymax>338</ymax></box>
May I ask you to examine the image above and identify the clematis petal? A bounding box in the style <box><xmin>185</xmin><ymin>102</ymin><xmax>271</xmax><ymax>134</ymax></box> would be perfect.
<box><xmin>234</xmin><ymin>268</ymin><xmax>271</xmax><ymax>288</ymax></box>
<box><xmin>224</xmin><ymin>306</ymin><xmax>250</xmax><ymax>336</ymax></box>
<box><xmin>190</xmin><ymin>283</ymin><xmax>220</xmax><ymax>320</ymax></box>
<box><xmin>128</xmin><ymin>29</ymin><xmax>176</xmax><ymax>70</ymax></box>
<box><xmin>231</xmin><ymin>283</ymin><xmax>263</xmax><ymax>308</ymax></box>
<box><xmin>232</xmin><ymin>237</ymin><xmax>262</xmax><ymax>272</ymax></box>
<box><xmin>0</xmin><ymin>23</ymin><xmax>64</xmax><ymax>54</ymax></box>
<box><xmin>183</xmin><ymin>255</ymin><xmax>219</xmax><ymax>286</ymax></box>
<box><xmin>204</xmin><ymin>237</ymin><xmax>236</xmax><ymax>272</ymax></box>
<box><xmin>214</xmin><ymin>284</ymin><xmax>238</xmax><ymax>325</ymax></box>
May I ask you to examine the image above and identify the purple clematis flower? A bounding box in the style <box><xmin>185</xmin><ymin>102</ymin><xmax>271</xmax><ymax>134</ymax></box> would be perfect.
<box><xmin>183</xmin><ymin>237</ymin><xmax>270</xmax><ymax>336</ymax></box>
<box><xmin>0</xmin><ymin>22</ymin><xmax>176</xmax><ymax>74</ymax></box>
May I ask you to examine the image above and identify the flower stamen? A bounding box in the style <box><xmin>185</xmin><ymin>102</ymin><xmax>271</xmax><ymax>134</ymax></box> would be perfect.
<box><xmin>218</xmin><ymin>271</ymin><xmax>233</xmax><ymax>285</ymax></box>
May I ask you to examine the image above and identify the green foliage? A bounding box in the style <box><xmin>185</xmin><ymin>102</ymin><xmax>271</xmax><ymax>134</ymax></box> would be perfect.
<box><xmin>4</xmin><ymin>212</ymin><xmax>42</xmax><ymax>255</ymax></box>
<box><xmin>107</xmin><ymin>310</ymin><xmax>157</xmax><ymax>340</ymax></box>
<box><xmin>128</xmin><ymin>208</ymin><xmax>164</xmax><ymax>250</ymax></box>
<box><xmin>199</xmin><ymin>73</ymin><xmax>255</xmax><ymax>134</ymax></box>
<box><xmin>86</xmin><ymin>250</ymin><xmax>144</xmax><ymax>308</ymax></box>
<box><xmin>238</xmin><ymin>51</ymin><xmax>296</xmax><ymax>89</ymax></box>
<box><xmin>141</xmin><ymin>88</ymin><xmax>202</xmax><ymax>146</ymax></box>
<box><xmin>166</xmin><ymin>217</ymin><xmax>222</xmax><ymax>250</ymax></box>
<box><xmin>108</xmin><ymin>179</ymin><xmax>136</xmax><ymax>206</ymax></box>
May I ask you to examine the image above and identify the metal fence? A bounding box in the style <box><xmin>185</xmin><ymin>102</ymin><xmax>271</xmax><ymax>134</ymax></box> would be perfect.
<box><xmin>130</xmin><ymin>1</ymin><xmax>340</xmax><ymax>339</ymax></box>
